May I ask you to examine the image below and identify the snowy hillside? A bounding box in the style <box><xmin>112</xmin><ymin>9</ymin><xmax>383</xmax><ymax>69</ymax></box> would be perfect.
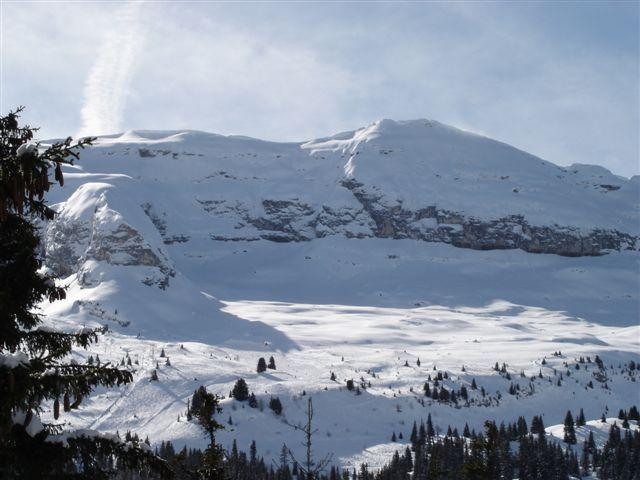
<box><xmin>46</xmin><ymin>119</ymin><xmax>638</xmax><ymax>256</ymax></box>
<box><xmin>38</xmin><ymin>119</ymin><xmax>639</xmax><ymax>467</ymax></box>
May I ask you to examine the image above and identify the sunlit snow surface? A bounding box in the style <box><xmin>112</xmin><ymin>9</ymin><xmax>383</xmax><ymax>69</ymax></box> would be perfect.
<box><xmin>37</xmin><ymin>120</ymin><xmax>639</xmax><ymax>467</ymax></box>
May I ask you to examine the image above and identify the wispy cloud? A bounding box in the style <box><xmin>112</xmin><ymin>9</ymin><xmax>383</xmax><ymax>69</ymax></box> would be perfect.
<box><xmin>2</xmin><ymin>2</ymin><xmax>637</xmax><ymax>175</ymax></box>
<box><xmin>78</xmin><ymin>1</ymin><xmax>143</xmax><ymax>137</ymax></box>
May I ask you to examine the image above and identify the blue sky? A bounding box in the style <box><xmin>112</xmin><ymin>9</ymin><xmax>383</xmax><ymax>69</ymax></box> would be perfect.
<box><xmin>2</xmin><ymin>1</ymin><xmax>638</xmax><ymax>176</ymax></box>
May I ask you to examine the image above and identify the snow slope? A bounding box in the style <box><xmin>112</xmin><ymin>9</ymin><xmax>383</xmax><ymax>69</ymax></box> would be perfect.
<box><xmin>37</xmin><ymin>118</ymin><xmax>639</xmax><ymax>467</ymax></box>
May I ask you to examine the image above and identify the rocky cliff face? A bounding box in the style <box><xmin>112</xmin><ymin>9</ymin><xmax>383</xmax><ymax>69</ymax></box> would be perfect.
<box><xmin>44</xmin><ymin>183</ymin><xmax>174</xmax><ymax>288</ymax></box>
<box><xmin>338</xmin><ymin>179</ymin><xmax>636</xmax><ymax>256</ymax></box>
<box><xmin>178</xmin><ymin>179</ymin><xmax>636</xmax><ymax>256</ymax></box>
<box><xmin>42</xmin><ymin>119</ymin><xmax>639</xmax><ymax>282</ymax></box>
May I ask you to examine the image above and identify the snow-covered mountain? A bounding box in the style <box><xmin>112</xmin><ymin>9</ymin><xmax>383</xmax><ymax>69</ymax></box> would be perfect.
<box><xmin>47</xmin><ymin>119</ymin><xmax>638</xmax><ymax>259</ymax></box>
<box><xmin>39</xmin><ymin>119</ymin><xmax>639</xmax><ymax>466</ymax></box>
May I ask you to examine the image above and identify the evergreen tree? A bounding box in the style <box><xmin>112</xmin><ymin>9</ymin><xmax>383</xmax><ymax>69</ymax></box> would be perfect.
<box><xmin>231</xmin><ymin>378</ymin><xmax>249</xmax><ymax>401</ymax></box>
<box><xmin>191</xmin><ymin>385</ymin><xmax>208</xmax><ymax>415</ymax></box>
<box><xmin>580</xmin><ymin>438</ymin><xmax>591</xmax><ymax>476</ymax></box>
<box><xmin>426</xmin><ymin>414</ymin><xmax>435</xmax><ymax>438</ymax></box>
<box><xmin>577</xmin><ymin>408</ymin><xmax>586</xmax><ymax>427</ymax></box>
<box><xmin>460</xmin><ymin>385</ymin><xmax>468</xmax><ymax>401</ymax></box>
<box><xmin>410</xmin><ymin>421</ymin><xmax>418</xmax><ymax>447</ymax></box>
<box><xmin>423</xmin><ymin>381</ymin><xmax>431</xmax><ymax>397</ymax></box>
<box><xmin>257</xmin><ymin>357</ymin><xmax>267</xmax><ymax>373</ymax></box>
<box><xmin>193</xmin><ymin>388</ymin><xmax>224</xmax><ymax>479</ymax></box>
<box><xmin>268</xmin><ymin>356</ymin><xmax>276</xmax><ymax>370</ymax></box>
<box><xmin>563</xmin><ymin>410</ymin><xmax>577</xmax><ymax>444</ymax></box>
<box><xmin>0</xmin><ymin>108</ymin><xmax>168</xmax><ymax>479</ymax></box>
<box><xmin>269</xmin><ymin>396</ymin><xmax>283</xmax><ymax>415</ymax></box>
<box><xmin>530</xmin><ymin>415</ymin><xmax>545</xmax><ymax>440</ymax></box>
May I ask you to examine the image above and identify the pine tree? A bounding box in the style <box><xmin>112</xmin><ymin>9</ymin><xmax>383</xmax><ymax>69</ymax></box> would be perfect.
<box><xmin>577</xmin><ymin>408</ymin><xmax>586</xmax><ymax>426</ymax></box>
<box><xmin>257</xmin><ymin>357</ymin><xmax>267</xmax><ymax>373</ymax></box>
<box><xmin>268</xmin><ymin>356</ymin><xmax>276</xmax><ymax>370</ymax></box>
<box><xmin>193</xmin><ymin>388</ymin><xmax>224</xmax><ymax>479</ymax></box>
<box><xmin>426</xmin><ymin>413</ymin><xmax>435</xmax><ymax>438</ymax></box>
<box><xmin>231</xmin><ymin>378</ymin><xmax>249</xmax><ymax>401</ymax></box>
<box><xmin>269</xmin><ymin>396</ymin><xmax>283</xmax><ymax>415</ymax></box>
<box><xmin>580</xmin><ymin>439</ymin><xmax>591</xmax><ymax>475</ymax></box>
<box><xmin>530</xmin><ymin>415</ymin><xmax>545</xmax><ymax>440</ymax></box>
<box><xmin>460</xmin><ymin>385</ymin><xmax>468</xmax><ymax>400</ymax></box>
<box><xmin>0</xmin><ymin>108</ymin><xmax>168</xmax><ymax>479</ymax></box>
<box><xmin>563</xmin><ymin>410</ymin><xmax>577</xmax><ymax>444</ymax></box>
<box><xmin>423</xmin><ymin>381</ymin><xmax>431</xmax><ymax>397</ymax></box>
<box><xmin>410</xmin><ymin>422</ymin><xmax>418</xmax><ymax>446</ymax></box>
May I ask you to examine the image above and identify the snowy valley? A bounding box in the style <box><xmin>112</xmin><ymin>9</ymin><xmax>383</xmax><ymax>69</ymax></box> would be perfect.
<box><xmin>37</xmin><ymin>118</ymin><xmax>639</xmax><ymax>469</ymax></box>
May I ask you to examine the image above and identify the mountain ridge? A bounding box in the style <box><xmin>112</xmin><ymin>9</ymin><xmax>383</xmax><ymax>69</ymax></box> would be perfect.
<box><xmin>35</xmin><ymin>118</ymin><xmax>639</xmax><ymax>465</ymax></box>
<box><xmin>43</xmin><ymin>117</ymin><xmax>637</xmax><ymax>261</ymax></box>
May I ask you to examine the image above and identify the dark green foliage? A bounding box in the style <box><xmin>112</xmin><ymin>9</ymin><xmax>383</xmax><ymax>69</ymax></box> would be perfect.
<box><xmin>194</xmin><ymin>388</ymin><xmax>224</xmax><ymax>479</ymax></box>
<box><xmin>268</xmin><ymin>356</ymin><xmax>276</xmax><ymax>370</ymax></box>
<box><xmin>257</xmin><ymin>357</ymin><xmax>267</xmax><ymax>373</ymax></box>
<box><xmin>564</xmin><ymin>410</ymin><xmax>577</xmax><ymax>444</ymax></box>
<box><xmin>191</xmin><ymin>385</ymin><xmax>208</xmax><ymax>414</ymax></box>
<box><xmin>577</xmin><ymin>408</ymin><xmax>586</xmax><ymax>427</ymax></box>
<box><xmin>597</xmin><ymin>423</ymin><xmax>640</xmax><ymax>479</ymax></box>
<box><xmin>152</xmin><ymin>408</ymin><xmax>639</xmax><ymax>480</ymax></box>
<box><xmin>232</xmin><ymin>378</ymin><xmax>249</xmax><ymax>401</ymax></box>
<box><xmin>0</xmin><ymin>107</ymin><xmax>169</xmax><ymax>479</ymax></box>
<box><xmin>269</xmin><ymin>396</ymin><xmax>283</xmax><ymax>415</ymax></box>
<box><xmin>530</xmin><ymin>415</ymin><xmax>545</xmax><ymax>440</ymax></box>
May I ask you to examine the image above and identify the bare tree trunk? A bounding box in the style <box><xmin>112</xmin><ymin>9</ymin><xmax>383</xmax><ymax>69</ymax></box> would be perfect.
<box><xmin>284</xmin><ymin>396</ymin><xmax>332</xmax><ymax>480</ymax></box>
<box><xmin>306</xmin><ymin>398</ymin><xmax>313</xmax><ymax>480</ymax></box>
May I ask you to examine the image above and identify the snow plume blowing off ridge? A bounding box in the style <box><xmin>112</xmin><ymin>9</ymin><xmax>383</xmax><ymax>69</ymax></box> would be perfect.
<box><xmin>78</xmin><ymin>1</ymin><xmax>143</xmax><ymax>138</ymax></box>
